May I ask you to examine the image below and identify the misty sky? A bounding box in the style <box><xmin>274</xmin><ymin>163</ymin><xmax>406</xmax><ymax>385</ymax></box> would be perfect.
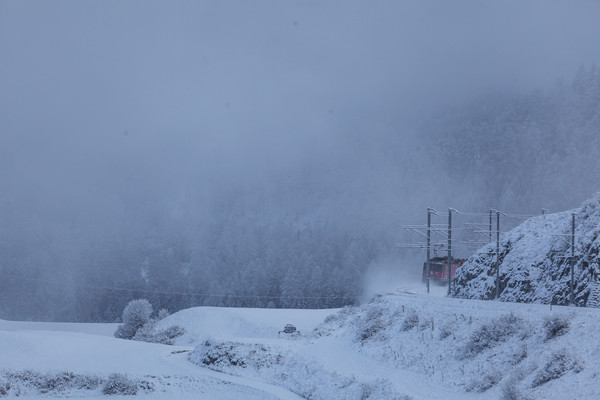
<box><xmin>2</xmin><ymin>0</ymin><xmax>600</xmax><ymax>224</ymax></box>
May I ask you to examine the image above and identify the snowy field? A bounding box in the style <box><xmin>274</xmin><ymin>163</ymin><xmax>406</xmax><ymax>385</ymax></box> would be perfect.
<box><xmin>0</xmin><ymin>308</ymin><xmax>330</xmax><ymax>399</ymax></box>
<box><xmin>2</xmin><ymin>285</ymin><xmax>599</xmax><ymax>399</ymax></box>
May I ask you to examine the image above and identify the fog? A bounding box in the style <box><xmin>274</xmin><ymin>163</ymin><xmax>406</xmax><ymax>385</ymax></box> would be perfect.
<box><xmin>2</xmin><ymin>1</ymin><xmax>600</xmax><ymax>320</ymax></box>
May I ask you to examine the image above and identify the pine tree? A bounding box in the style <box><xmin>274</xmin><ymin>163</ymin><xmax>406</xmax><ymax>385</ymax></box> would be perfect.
<box><xmin>588</xmin><ymin>281</ymin><xmax>600</xmax><ymax>308</ymax></box>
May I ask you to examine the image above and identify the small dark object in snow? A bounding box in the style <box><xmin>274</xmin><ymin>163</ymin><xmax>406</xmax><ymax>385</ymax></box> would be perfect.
<box><xmin>278</xmin><ymin>324</ymin><xmax>300</xmax><ymax>337</ymax></box>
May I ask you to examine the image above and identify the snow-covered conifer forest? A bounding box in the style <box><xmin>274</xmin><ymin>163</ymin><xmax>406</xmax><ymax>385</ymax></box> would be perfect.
<box><xmin>2</xmin><ymin>1</ymin><xmax>600</xmax><ymax>321</ymax></box>
<box><xmin>2</xmin><ymin>64</ymin><xmax>600</xmax><ymax>321</ymax></box>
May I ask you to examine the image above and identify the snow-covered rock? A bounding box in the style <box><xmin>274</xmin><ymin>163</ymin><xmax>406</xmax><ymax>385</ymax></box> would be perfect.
<box><xmin>452</xmin><ymin>193</ymin><xmax>600</xmax><ymax>305</ymax></box>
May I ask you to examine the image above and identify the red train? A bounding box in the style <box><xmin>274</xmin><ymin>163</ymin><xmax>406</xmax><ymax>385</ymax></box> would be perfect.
<box><xmin>422</xmin><ymin>257</ymin><xmax>465</xmax><ymax>283</ymax></box>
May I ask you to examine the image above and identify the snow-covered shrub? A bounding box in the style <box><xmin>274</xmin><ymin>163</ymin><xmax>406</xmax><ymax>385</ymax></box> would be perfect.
<box><xmin>2</xmin><ymin>370</ymin><xmax>101</xmax><ymax>396</ymax></box>
<box><xmin>314</xmin><ymin>306</ymin><xmax>356</xmax><ymax>337</ymax></box>
<box><xmin>113</xmin><ymin>300</ymin><xmax>183</xmax><ymax>344</ymax></box>
<box><xmin>156</xmin><ymin>308</ymin><xmax>170</xmax><ymax>320</ymax></box>
<box><xmin>531</xmin><ymin>349</ymin><xmax>581</xmax><ymax>387</ymax></box>
<box><xmin>35</xmin><ymin>371</ymin><xmax>98</xmax><ymax>393</ymax></box>
<box><xmin>41</xmin><ymin>371</ymin><xmax>74</xmax><ymax>393</ymax></box>
<box><xmin>353</xmin><ymin>379</ymin><xmax>413</xmax><ymax>400</ymax></box>
<box><xmin>357</xmin><ymin>306</ymin><xmax>386</xmax><ymax>342</ymax></box>
<box><xmin>114</xmin><ymin>299</ymin><xmax>153</xmax><ymax>339</ymax></box>
<box><xmin>130</xmin><ymin>320</ymin><xmax>154</xmax><ymax>341</ymax></box>
<box><xmin>157</xmin><ymin>324</ymin><xmax>185</xmax><ymax>344</ymax></box>
<box><xmin>133</xmin><ymin>322</ymin><xmax>185</xmax><ymax>345</ymax></box>
<box><xmin>113</xmin><ymin>324</ymin><xmax>126</xmax><ymax>339</ymax></box>
<box><xmin>510</xmin><ymin>343</ymin><xmax>528</xmax><ymax>365</ymax></box>
<box><xmin>115</xmin><ymin>299</ymin><xmax>185</xmax><ymax>344</ymax></box>
<box><xmin>465</xmin><ymin>371</ymin><xmax>500</xmax><ymax>392</ymax></box>
<box><xmin>102</xmin><ymin>373</ymin><xmax>139</xmax><ymax>395</ymax></box>
<box><xmin>131</xmin><ymin>321</ymin><xmax>156</xmax><ymax>343</ymax></box>
<box><xmin>418</xmin><ymin>317</ymin><xmax>434</xmax><ymax>331</ymax></box>
<box><xmin>460</xmin><ymin>313</ymin><xmax>525</xmax><ymax>359</ymax></box>
<box><xmin>189</xmin><ymin>340</ymin><xmax>408</xmax><ymax>400</ymax></box>
<box><xmin>0</xmin><ymin>380</ymin><xmax>10</xmax><ymax>396</ymax></box>
<box><xmin>500</xmin><ymin>377</ymin><xmax>526</xmax><ymax>400</ymax></box>
<box><xmin>542</xmin><ymin>314</ymin><xmax>570</xmax><ymax>341</ymax></box>
<box><xmin>190</xmin><ymin>339</ymin><xmax>282</xmax><ymax>369</ymax></box>
<box><xmin>401</xmin><ymin>311</ymin><xmax>419</xmax><ymax>331</ymax></box>
<box><xmin>438</xmin><ymin>323</ymin><xmax>454</xmax><ymax>340</ymax></box>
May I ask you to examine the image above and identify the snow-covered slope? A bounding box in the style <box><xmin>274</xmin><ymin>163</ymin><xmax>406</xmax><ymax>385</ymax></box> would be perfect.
<box><xmin>156</xmin><ymin>306</ymin><xmax>333</xmax><ymax>343</ymax></box>
<box><xmin>186</xmin><ymin>292</ymin><xmax>600</xmax><ymax>400</ymax></box>
<box><xmin>452</xmin><ymin>193</ymin><xmax>600</xmax><ymax>305</ymax></box>
<box><xmin>0</xmin><ymin>318</ymin><xmax>306</xmax><ymax>399</ymax></box>
<box><xmin>3</xmin><ymin>291</ymin><xmax>599</xmax><ymax>399</ymax></box>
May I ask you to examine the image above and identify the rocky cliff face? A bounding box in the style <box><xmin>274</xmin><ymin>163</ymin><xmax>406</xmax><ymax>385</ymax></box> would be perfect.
<box><xmin>452</xmin><ymin>194</ymin><xmax>600</xmax><ymax>306</ymax></box>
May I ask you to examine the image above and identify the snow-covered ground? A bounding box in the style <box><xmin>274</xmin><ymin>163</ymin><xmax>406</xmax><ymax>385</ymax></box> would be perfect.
<box><xmin>181</xmin><ymin>287</ymin><xmax>600</xmax><ymax>400</ymax></box>
<box><xmin>2</xmin><ymin>287</ymin><xmax>599</xmax><ymax>399</ymax></box>
<box><xmin>0</xmin><ymin>309</ymin><xmax>328</xmax><ymax>399</ymax></box>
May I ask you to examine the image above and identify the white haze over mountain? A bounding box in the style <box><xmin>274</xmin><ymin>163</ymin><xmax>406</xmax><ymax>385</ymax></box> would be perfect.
<box><xmin>1</xmin><ymin>0</ymin><xmax>600</xmax><ymax>320</ymax></box>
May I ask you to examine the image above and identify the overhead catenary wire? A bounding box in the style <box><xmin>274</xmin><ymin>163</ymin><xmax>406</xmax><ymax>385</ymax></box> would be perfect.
<box><xmin>450</xmin><ymin>209</ymin><xmax>491</xmax><ymax>217</ymax></box>
<box><xmin>447</xmin><ymin>208</ymin><xmax>539</xmax><ymax>219</ymax></box>
<box><xmin>502</xmin><ymin>213</ymin><xmax>537</xmax><ymax>219</ymax></box>
<box><xmin>402</xmin><ymin>206</ymin><xmax>548</xmax><ymax>295</ymax></box>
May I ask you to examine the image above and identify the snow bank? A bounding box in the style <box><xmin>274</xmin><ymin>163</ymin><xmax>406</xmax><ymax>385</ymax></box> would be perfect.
<box><xmin>157</xmin><ymin>306</ymin><xmax>336</xmax><ymax>344</ymax></box>
<box><xmin>3</xmin><ymin>294</ymin><xmax>600</xmax><ymax>399</ymax></box>
<box><xmin>188</xmin><ymin>338</ymin><xmax>407</xmax><ymax>400</ymax></box>
<box><xmin>187</xmin><ymin>293</ymin><xmax>600</xmax><ymax>400</ymax></box>
<box><xmin>452</xmin><ymin>193</ymin><xmax>600</xmax><ymax>305</ymax></box>
<box><xmin>0</xmin><ymin>323</ymin><xmax>292</xmax><ymax>399</ymax></box>
<box><xmin>0</xmin><ymin>319</ymin><xmax>117</xmax><ymax>336</ymax></box>
<box><xmin>319</xmin><ymin>293</ymin><xmax>600</xmax><ymax>399</ymax></box>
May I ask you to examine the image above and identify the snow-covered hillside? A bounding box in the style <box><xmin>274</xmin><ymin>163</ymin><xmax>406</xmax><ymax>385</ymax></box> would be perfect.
<box><xmin>181</xmin><ymin>292</ymin><xmax>599</xmax><ymax>400</ymax></box>
<box><xmin>0</xmin><ymin>313</ymin><xmax>322</xmax><ymax>399</ymax></box>
<box><xmin>452</xmin><ymin>194</ymin><xmax>600</xmax><ymax>305</ymax></box>
<box><xmin>3</xmin><ymin>291</ymin><xmax>599</xmax><ymax>399</ymax></box>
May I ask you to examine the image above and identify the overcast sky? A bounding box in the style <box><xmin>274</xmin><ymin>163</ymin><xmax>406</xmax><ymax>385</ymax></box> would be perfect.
<box><xmin>1</xmin><ymin>0</ymin><xmax>600</xmax><ymax>218</ymax></box>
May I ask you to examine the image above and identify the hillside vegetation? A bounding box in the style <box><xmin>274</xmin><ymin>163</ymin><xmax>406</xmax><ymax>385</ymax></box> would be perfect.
<box><xmin>184</xmin><ymin>293</ymin><xmax>599</xmax><ymax>400</ymax></box>
<box><xmin>452</xmin><ymin>194</ymin><xmax>600</xmax><ymax>305</ymax></box>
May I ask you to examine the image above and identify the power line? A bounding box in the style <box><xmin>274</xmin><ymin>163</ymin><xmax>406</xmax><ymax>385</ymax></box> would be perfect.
<box><xmin>503</xmin><ymin>213</ymin><xmax>537</xmax><ymax>219</ymax></box>
<box><xmin>451</xmin><ymin>210</ymin><xmax>490</xmax><ymax>217</ymax></box>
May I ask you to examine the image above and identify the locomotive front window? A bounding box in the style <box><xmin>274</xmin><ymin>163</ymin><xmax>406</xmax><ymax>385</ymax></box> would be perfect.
<box><xmin>430</xmin><ymin>263</ymin><xmax>443</xmax><ymax>272</ymax></box>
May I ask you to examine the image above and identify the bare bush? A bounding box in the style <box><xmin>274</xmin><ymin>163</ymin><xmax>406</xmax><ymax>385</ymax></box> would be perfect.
<box><xmin>460</xmin><ymin>313</ymin><xmax>525</xmax><ymax>359</ymax></box>
<box><xmin>543</xmin><ymin>314</ymin><xmax>570</xmax><ymax>341</ymax></box>
<box><xmin>532</xmin><ymin>349</ymin><xmax>581</xmax><ymax>387</ymax></box>
<box><xmin>501</xmin><ymin>378</ymin><xmax>524</xmax><ymax>400</ymax></box>
<box><xmin>102</xmin><ymin>373</ymin><xmax>139</xmax><ymax>395</ymax></box>
<box><xmin>401</xmin><ymin>311</ymin><xmax>419</xmax><ymax>331</ymax></box>
<box><xmin>357</xmin><ymin>307</ymin><xmax>385</xmax><ymax>342</ymax></box>
<box><xmin>438</xmin><ymin>324</ymin><xmax>454</xmax><ymax>340</ymax></box>
<box><xmin>1</xmin><ymin>370</ymin><xmax>101</xmax><ymax>396</ymax></box>
<box><xmin>466</xmin><ymin>372</ymin><xmax>500</xmax><ymax>392</ymax></box>
<box><xmin>133</xmin><ymin>323</ymin><xmax>185</xmax><ymax>345</ymax></box>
